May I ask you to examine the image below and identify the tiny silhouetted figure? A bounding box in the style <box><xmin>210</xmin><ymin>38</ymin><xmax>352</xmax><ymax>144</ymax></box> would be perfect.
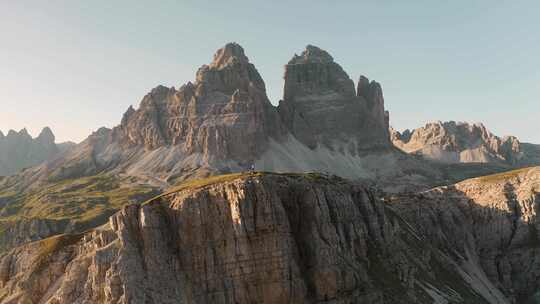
<box><xmin>250</xmin><ymin>164</ymin><xmax>255</xmax><ymax>173</ymax></box>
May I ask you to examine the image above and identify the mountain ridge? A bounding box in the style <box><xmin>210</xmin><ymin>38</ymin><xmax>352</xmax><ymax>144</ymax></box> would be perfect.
<box><xmin>391</xmin><ymin>120</ymin><xmax>540</xmax><ymax>166</ymax></box>
<box><xmin>0</xmin><ymin>127</ymin><xmax>74</xmax><ymax>177</ymax></box>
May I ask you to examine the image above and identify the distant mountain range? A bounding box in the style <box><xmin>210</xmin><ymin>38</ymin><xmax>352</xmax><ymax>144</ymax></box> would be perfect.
<box><xmin>391</xmin><ymin>121</ymin><xmax>540</xmax><ymax>165</ymax></box>
<box><xmin>0</xmin><ymin>127</ymin><xmax>74</xmax><ymax>176</ymax></box>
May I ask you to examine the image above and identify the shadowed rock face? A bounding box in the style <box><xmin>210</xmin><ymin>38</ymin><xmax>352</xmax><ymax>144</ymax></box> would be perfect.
<box><xmin>278</xmin><ymin>45</ymin><xmax>391</xmax><ymax>151</ymax></box>
<box><xmin>391</xmin><ymin>167</ymin><xmax>540</xmax><ymax>303</ymax></box>
<box><xmin>0</xmin><ymin>173</ymin><xmax>517</xmax><ymax>304</ymax></box>
<box><xmin>390</xmin><ymin>121</ymin><xmax>539</xmax><ymax>165</ymax></box>
<box><xmin>0</xmin><ymin>127</ymin><xmax>66</xmax><ymax>176</ymax></box>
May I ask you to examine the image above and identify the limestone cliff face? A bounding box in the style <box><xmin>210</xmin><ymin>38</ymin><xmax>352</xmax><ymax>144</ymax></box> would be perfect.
<box><xmin>390</xmin><ymin>121</ymin><xmax>534</xmax><ymax>165</ymax></box>
<box><xmin>0</xmin><ymin>173</ymin><xmax>509</xmax><ymax>304</ymax></box>
<box><xmin>278</xmin><ymin>45</ymin><xmax>391</xmax><ymax>152</ymax></box>
<box><xmin>116</xmin><ymin>43</ymin><xmax>285</xmax><ymax>159</ymax></box>
<box><xmin>0</xmin><ymin>127</ymin><xmax>65</xmax><ymax>176</ymax></box>
<box><xmin>391</xmin><ymin>166</ymin><xmax>540</xmax><ymax>303</ymax></box>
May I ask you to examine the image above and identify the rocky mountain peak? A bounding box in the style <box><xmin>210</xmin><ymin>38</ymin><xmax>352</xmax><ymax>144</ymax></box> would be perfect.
<box><xmin>0</xmin><ymin>131</ymin><xmax>4</xmax><ymax>140</ymax></box>
<box><xmin>36</xmin><ymin>127</ymin><xmax>55</xmax><ymax>146</ymax></box>
<box><xmin>6</xmin><ymin>128</ymin><xmax>31</xmax><ymax>140</ymax></box>
<box><xmin>288</xmin><ymin>44</ymin><xmax>334</xmax><ymax>64</ymax></box>
<box><xmin>18</xmin><ymin>128</ymin><xmax>30</xmax><ymax>136</ymax></box>
<box><xmin>97</xmin><ymin>42</ymin><xmax>285</xmax><ymax>177</ymax></box>
<box><xmin>209</xmin><ymin>42</ymin><xmax>249</xmax><ymax>69</ymax></box>
<box><xmin>121</xmin><ymin>105</ymin><xmax>136</xmax><ymax>125</ymax></box>
<box><xmin>357</xmin><ymin>75</ymin><xmax>370</xmax><ymax>94</ymax></box>
<box><xmin>391</xmin><ymin>121</ymin><xmax>526</xmax><ymax>164</ymax></box>
<box><xmin>279</xmin><ymin>46</ymin><xmax>390</xmax><ymax>150</ymax></box>
<box><xmin>0</xmin><ymin>127</ymin><xmax>61</xmax><ymax>176</ymax></box>
<box><xmin>357</xmin><ymin>76</ymin><xmax>382</xmax><ymax>108</ymax></box>
<box><xmin>357</xmin><ymin>75</ymin><xmax>387</xmax><ymax>130</ymax></box>
<box><xmin>6</xmin><ymin>130</ymin><xmax>18</xmax><ymax>138</ymax></box>
<box><xmin>283</xmin><ymin>45</ymin><xmax>354</xmax><ymax>99</ymax></box>
<box><xmin>195</xmin><ymin>42</ymin><xmax>265</xmax><ymax>94</ymax></box>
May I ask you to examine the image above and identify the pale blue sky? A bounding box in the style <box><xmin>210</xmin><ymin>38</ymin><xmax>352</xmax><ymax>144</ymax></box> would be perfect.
<box><xmin>1</xmin><ymin>1</ymin><xmax>539</xmax><ymax>143</ymax></box>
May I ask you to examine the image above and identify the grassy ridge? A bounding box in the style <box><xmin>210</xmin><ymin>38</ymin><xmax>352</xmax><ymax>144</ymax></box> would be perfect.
<box><xmin>473</xmin><ymin>166</ymin><xmax>535</xmax><ymax>183</ymax></box>
<box><xmin>0</xmin><ymin>174</ymin><xmax>159</xmax><ymax>234</ymax></box>
<box><xmin>154</xmin><ymin>171</ymin><xmax>339</xmax><ymax>202</ymax></box>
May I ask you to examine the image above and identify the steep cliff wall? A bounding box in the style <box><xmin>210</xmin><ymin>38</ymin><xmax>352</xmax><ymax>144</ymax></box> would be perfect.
<box><xmin>0</xmin><ymin>173</ymin><xmax>518</xmax><ymax>304</ymax></box>
<box><xmin>391</xmin><ymin>166</ymin><xmax>540</xmax><ymax>303</ymax></box>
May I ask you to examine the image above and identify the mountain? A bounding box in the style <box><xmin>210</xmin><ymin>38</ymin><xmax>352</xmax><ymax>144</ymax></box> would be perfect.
<box><xmin>5</xmin><ymin>43</ymin><xmax>436</xmax><ymax>189</ymax></box>
<box><xmin>0</xmin><ymin>169</ymin><xmax>538</xmax><ymax>303</ymax></box>
<box><xmin>0</xmin><ymin>127</ymin><xmax>72</xmax><ymax>177</ymax></box>
<box><xmin>391</xmin><ymin>121</ymin><xmax>540</xmax><ymax>166</ymax></box>
<box><xmin>277</xmin><ymin>45</ymin><xmax>390</xmax><ymax>150</ymax></box>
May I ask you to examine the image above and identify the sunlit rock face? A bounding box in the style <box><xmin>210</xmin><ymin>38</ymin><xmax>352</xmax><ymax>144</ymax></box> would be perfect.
<box><xmin>390</xmin><ymin>121</ymin><xmax>540</xmax><ymax>165</ymax></box>
<box><xmin>116</xmin><ymin>43</ymin><xmax>285</xmax><ymax>160</ymax></box>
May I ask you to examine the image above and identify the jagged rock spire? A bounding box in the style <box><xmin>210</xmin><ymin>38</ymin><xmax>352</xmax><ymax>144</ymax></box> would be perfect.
<box><xmin>115</xmin><ymin>42</ymin><xmax>284</xmax><ymax>165</ymax></box>
<box><xmin>210</xmin><ymin>42</ymin><xmax>249</xmax><ymax>69</ymax></box>
<box><xmin>195</xmin><ymin>42</ymin><xmax>265</xmax><ymax>94</ymax></box>
<box><xmin>288</xmin><ymin>45</ymin><xmax>334</xmax><ymax>64</ymax></box>
<box><xmin>0</xmin><ymin>126</ymin><xmax>60</xmax><ymax>176</ymax></box>
<box><xmin>36</xmin><ymin>127</ymin><xmax>56</xmax><ymax>146</ymax></box>
<box><xmin>283</xmin><ymin>45</ymin><xmax>355</xmax><ymax>100</ymax></box>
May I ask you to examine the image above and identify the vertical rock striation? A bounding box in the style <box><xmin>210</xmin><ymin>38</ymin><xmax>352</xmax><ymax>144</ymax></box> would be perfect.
<box><xmin>391</xmin><ymin>167</ymin><xmax>540</xmax><ymax>303</ymax></box>
<box><xmin>116</xmin><ymin>42</ymin><xmax>285</xmax><ymax>161</ymax></box>
<box><xmin>277</xmin><ymin>45</ymin><xmax>391</xmax><ymax>152</ymax></box>
<box><xmin>0</xmin><ymin>172</ymin><xmax>524</xmax><ymax>303</ymax></box>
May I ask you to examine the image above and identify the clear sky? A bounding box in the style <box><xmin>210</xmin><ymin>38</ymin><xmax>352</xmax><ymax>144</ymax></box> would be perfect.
<box><xmin>1</xmin><ymin>1</ymin><xmax>539</xmax><ymax>143</ymax></box>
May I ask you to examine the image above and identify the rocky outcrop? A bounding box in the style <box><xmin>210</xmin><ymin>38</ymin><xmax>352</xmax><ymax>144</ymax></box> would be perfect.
<box><xmin>0</xmin><ymin>127</ymin><xmax>67</xmax><ymax>176</ymax></box>
<box><xmin>277</xmin><ymin>45</ymin><xmax>391</xmax><ymax>152</ymax></box>
<box><xmin>0</xmin><ymin>173</ymin><xmax>514</xmax><ymax>304</ymax></box>
<box><xmin>390</xmin><ymin>121</ymin><xmax>539</xmax><ymax>165</ymax></box>
<box><xmin>390</xmin><ymin>166</ymin><xmax>540</xmax><ymax>303</ymax></box>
